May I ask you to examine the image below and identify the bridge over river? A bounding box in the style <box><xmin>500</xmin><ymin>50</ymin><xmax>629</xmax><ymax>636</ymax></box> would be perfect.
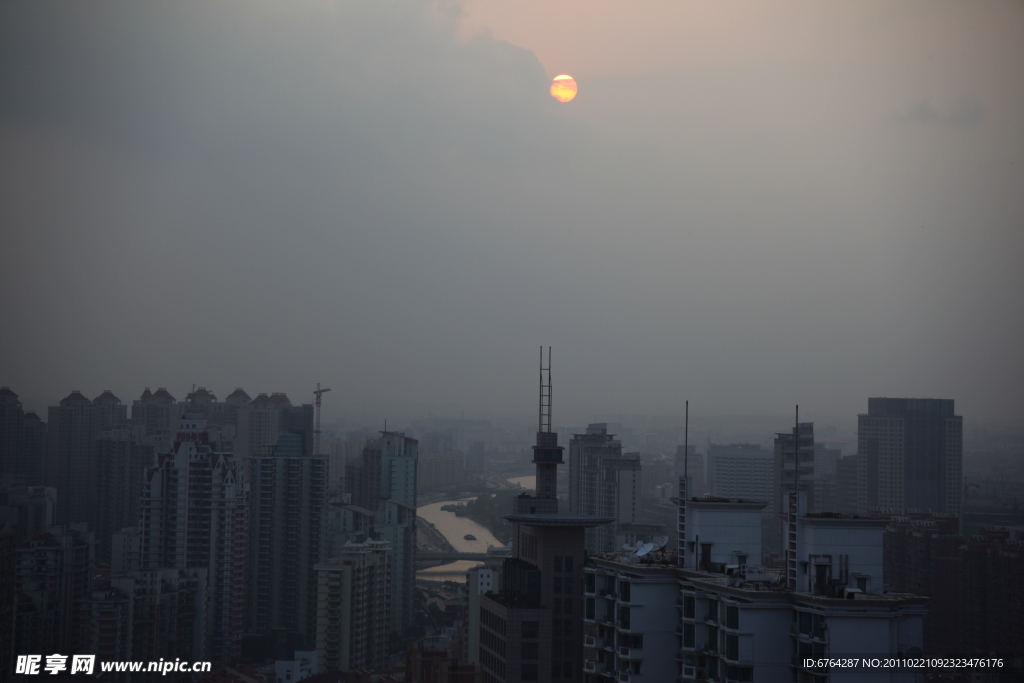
<box><xmin>417</xmin><ymin>551</ymin><xmax>489</xmax><ymax>562</ymax></box>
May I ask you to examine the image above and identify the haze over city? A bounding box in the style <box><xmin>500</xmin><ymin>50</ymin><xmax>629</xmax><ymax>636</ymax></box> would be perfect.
<box><xmin>2</xmin><ymin>0</ymin><xmax>1022</xmax><ymax>430</ymax></box>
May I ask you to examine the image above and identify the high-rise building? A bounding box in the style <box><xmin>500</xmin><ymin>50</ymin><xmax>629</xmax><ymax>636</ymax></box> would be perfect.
<box><xmin>0</xmin><ymin>510</ymin><xmax>16</xmax><ymax>683</ymax></box>
<box><xmin>314</xmin><ymin>539</ymin><xmax>391</xmax><ymax>672</ymax></box>
<box><xmin>773</xmin><ymin>422</ymin><xmax>815</xmax><ymax>515</ymax></box>
<box><xmin>769</xmin><ymin>422</ymin><xmax>815</xmax><ymax>557</ymax></box>
<box><xmin>46</xmin><ymin>391</ymin><xmax>98</xmax><ymax>525</ymax></box>
<box><xmin>342</xmin><ymin>430</ymin><xmax>418</xmax><ymax>637</ymax></box>
<box><xmin>407</xmin><ymin>634</ymin><xmax>478</xmax><ymax>683</ymax></box>
<box><xmin>479</xmin><ymin>349</ymin><xmax>614</xmax><ymax>683</ymax></box>
<box><xmin>109</xmin><ymin>567</ymin><xmax>207</xmax><ymax>666</ymax></box>
<box><xmin>857</xmin><ymin>398</ymin><xmax>963</xmax><ymax>524</ymax></box>
<box><xmin>674</xmin><ymin>445</ymin><xmax>706</xmax><ymax>496</ymax></box>
<box><xmin>591</xmin><ymin>490</ymin><xmax>928</xmax><ymax>683</ymax></box>
<box><xmin>95</xmin><ymin>422</ymin><xmax>152</xmax><ymax>562</ymax></box>
<box><xmin>14</xmin><ymin>523</ymin><xmax>95</xmax><ymax>657</ymax></box>
<box><xmin>249</xmin><ymin>428</ymin><xmax>327</xmax><ymax>644</ymax></box>
<box><xmin>706</xmin><ymin>443</ymin><xmax>772</xmax><ymax>503</ymax></box>
<box><xmin>139</xmin><ymin>416</ymin><xmax>248</xmax><ymax>666</ymax></box>
<box><xmin>568</xmin><ymin>424</ymin><xmax>642</xmax><ymax>554</ymax></box>
<box><xmin>812</xmin><ymin>443</ymin><xmax>841</xmax><ymax>513</ymax></box>
<box><xmin>0</xmin><ymin>385</ymin><xmax>46</xmax><ymax>485</ymax></box>
<box><xmin>882</xmin><ymin>512</ymin><xmax>963</xmax><ymax>655</ymax></box>
<box><xmin>0</xmin><ymin>387</ymin><xmax>28</xmax><ymax>481</ymax></box>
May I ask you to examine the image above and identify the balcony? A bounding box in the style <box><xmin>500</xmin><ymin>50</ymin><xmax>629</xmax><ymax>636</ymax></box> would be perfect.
<box><xmin>618</xmin><ymin>674</ymin><xmax>632</xmax><ymax>683</ymax></box>
<box><xmin>618</xmin><ymin>646</ymin><xmax>641</xmax><ymax>659</ymax></box>
<box><xmin>583</xmin><ymin>661</ymin><xmax>606</xmax><ymax>674</ymax></box>
<box><xmin>584</xmin><ymin>635</ymin><xmax>604</xmax><ymax>650</ymax></box>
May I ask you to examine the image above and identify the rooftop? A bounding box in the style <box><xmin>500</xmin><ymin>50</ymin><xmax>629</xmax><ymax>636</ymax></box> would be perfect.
<box><xmin>504</xmin><ymin>513</ymin><xmax>616</xmax><ymax>528</ymax></box>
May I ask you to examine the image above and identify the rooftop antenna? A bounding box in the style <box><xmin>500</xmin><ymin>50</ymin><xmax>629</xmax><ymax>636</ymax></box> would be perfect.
<box><xmin>313</xmin><ymin>383</ymin><xmax>331</xmax><ymax>455</ymax></box>
<box><xmin>677</xmin><ymin>400</ymin><xmax>689</xmax><ymax>568</ymax></box>
<box><xmin>539</xmin><ymin>346</ymin><xmax>552</xmax><ymax>434</ymax></box>
<box><xmin>684</xmin><ymin>400</ymin><xmax>689</xmax><ymax>478</ymax></box>
<box><xmin>786</xmin><ymin>404</ymin><xmax>799</xmax><ymax>590</ymax></box>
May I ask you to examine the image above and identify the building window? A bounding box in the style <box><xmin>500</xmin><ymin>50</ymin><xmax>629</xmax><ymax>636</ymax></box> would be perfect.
<box><xmin>726</xmin><ymin>605</ymin><xmax>738</xmax><ymax>629</ymax></box>
<box><xmin>522</xmin><ymin>642</ymin><xmax>538</xmax><ymax>659</ymax></box>
<box><xmin>521</xmin><ymin>664</ymin><xmax>538</xmax><ymax>681</ymax></box>
<box><xmin>619</xmin><ymin>581</ymin><xmax>631</xmax><ymax>602</ymax></box>
<box><xmin>683</xmin><ymin>623</ymin><xmax>695</xmax><ymax>648</ymax></box>
<box><xmin>726</xmin><ymin>665</ymin><xmax>752</xmax><ymax>682</ymax></box>
<box><xmin>726</xmin><ymin>634</ymin><xmax>739</xmax><ymax>660</ymax></box>
<box><xmin>522</xmin><ymin>621</ymin><xmax>539</xmax><ymax>638</ymax></box>
<box><xmin>798</xmin><ymin>611</ymin><xmax>813</xmax><ymax>635</ymax></box>
<box><xmin>683</xmin><ymin>595</ymin><xmax>695</xmax><ymax>619</ymax></box>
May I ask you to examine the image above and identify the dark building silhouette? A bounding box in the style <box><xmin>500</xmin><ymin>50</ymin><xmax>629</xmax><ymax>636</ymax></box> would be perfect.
<box><xmin>479</xmin><ymin>349</ymin><xmax>613</xmax><ymax>683</ymax></box>
<box><xmin>0</xmin><ymin>387</ymin><xmax>46</xmax><ymax>485</ymax></box>
<box><xmin>249</xmin><ymin>428</ymin><xmax>327</xmax><ymax>644</ymax></box>
<box><xmin>858</xmin><ymin>398</ymin><xmax>963</xmax><ymax>525</ymax></box>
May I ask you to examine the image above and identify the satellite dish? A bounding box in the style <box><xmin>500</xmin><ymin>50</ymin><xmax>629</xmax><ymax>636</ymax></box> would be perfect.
<box><xmin>636</xmin><ymin>543</ymin><xmax>656</xmax><ymax>557</ymax></box>
<box><xmin>652</xmin><ymin>536</ymin><xmax>668</xmax><ymax>551</ymax></box>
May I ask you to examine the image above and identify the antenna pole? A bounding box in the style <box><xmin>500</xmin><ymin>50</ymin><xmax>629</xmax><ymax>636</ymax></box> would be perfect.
<box><xmin>684</xmin><ymin>400</ymin><xmax>689</xmax><ymax>478</ymax></box>
<box><xmin>794</xmin><ymin>404</ymin><xmax>800</xmax><ymax>490</ymax></box>
<box><xmin>538</xmin><ymin>346</ymin><xmax>552</xmax><ymax>434</ymax></box>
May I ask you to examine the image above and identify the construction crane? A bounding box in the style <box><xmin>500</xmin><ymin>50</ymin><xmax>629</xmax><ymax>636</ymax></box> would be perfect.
<box><xmin>313</xmin><ymin>383</ymin><xmax>331</xmax><ymax>456</ymax></box>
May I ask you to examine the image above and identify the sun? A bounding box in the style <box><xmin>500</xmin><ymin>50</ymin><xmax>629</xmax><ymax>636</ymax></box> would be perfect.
<box><xmin>550</xmin><ymin>74</ymin><xmax>578</xmax><ymax>103</ymax></box>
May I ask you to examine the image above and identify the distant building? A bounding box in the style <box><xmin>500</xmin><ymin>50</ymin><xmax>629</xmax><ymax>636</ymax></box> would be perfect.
<box><xmin>769</xmin><ymin>422</ymin><xmax>815</xmax><ymax>556</ymax></box>
<box><xmin>418</xmin><ymin>450</ymin><xmax>465</xmax><ymax>492</ymax></box>
<box><xmin>406</xmin><ymin>635</ymin><xmax>477</xmax><ymax>683</ymax></box>
<box><xmin>568</xmin><ymin>424</ymin><xmax>641</xmax><ymax>554</ymax></box>
<box><xmin>0</xmin><ymin>480</ymin><xmax>56</xmax><ymax>542</ymax></box>
<box><xmin>342</xmin><ymin>431</ymin><xmax>418</xmax><ymax>637</ymax></box>
<box><xmin>315</xmin><ymin>539</ymin><xmax>391</xmax><ymax>672</ymax></box>
<box><xmin>46</xmin><ymin>391</ymin><xmax>101</xmax><ymax>525</ymax></box>
<box><xmin>812</xmin><ymin>443</ymin><xmax>841</xmax><ymax>513</ymax></box>
<box><xmin>14</xmin><ymin>523</ymin><xmax>95</xmax><ymax>657</ymax></box>
<box><xmin>0</xmin><ymin>387</ymin><xmax>46</xmax><ymax>485</ymax></box>
<box><xmin>706</xmin><ymin>443</ymin><xmax>772</xmax><ymax>503</ymax></box>
<box><xmin>857</xmin><ymin>398</ymin><xmax>963</xmax><ymax>525</ymax></box>
<box><xmin>0</xmin><ymin>509</ymin><xmax>16</xmax><ymax>683</ymax></box>
<box><xmin>249</xmin><ymin>428</ymin><xmax>327</xmax><ymax>644</ymax></box>
<box><xmin>674</xmin><ymin>445</ymin><xmax>706</xmax><ymax>496</ymax></box>
<box><xmin>882</xmin><ymin>512</ymin><xmax>963</xmax><ymax>655</ymax></box>
<box><xmin>109</xmin><ymin>567</ymin><xmax>206</xmax><ymax>665</ymax></box>
<box><xmin>139</xmin><ymin>417</ymin><xmax>248</xmax><ymax>667</ymax></box>
<box><xmin>95</xmin><ymin>422</ymin><xmax>151</xmax><ymax>561</ymax></box>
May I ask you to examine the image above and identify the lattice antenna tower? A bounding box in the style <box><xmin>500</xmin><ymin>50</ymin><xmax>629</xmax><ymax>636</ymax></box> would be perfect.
<box><xmin>539</xmin><ymin>346</ymin><xmax>553</xmax><ymax>434</ymax></box>
<box><xmin>313</xmin><ymin>383</ymin><xmax>331</xmax><ymax>456</ymax></box>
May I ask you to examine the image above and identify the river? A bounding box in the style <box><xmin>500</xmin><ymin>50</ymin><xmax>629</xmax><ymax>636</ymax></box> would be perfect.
<box><xmin>416</xmin><ymin>475</ymin><xmax>536</xmax><ymax>583</ymax></box>
<box><xmin>416</xmin><ymin>500</ymin><xmax>501</xmax><ymax>583</ymax></box>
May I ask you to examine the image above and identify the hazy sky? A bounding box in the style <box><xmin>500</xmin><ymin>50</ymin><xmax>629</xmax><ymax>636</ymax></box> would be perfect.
<box><xmin>1</xmin><ymin>0</ymin><xmax>1022</xmax><ymax>429</ymax></box>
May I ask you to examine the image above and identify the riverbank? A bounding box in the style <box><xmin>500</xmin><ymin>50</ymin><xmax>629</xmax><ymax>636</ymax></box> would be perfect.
<box><xmin>417</xmin><ymin>517</ymin><xmax>455</xmax><ymax>555</ymax></box>
<box><xmin>461</xmin><ymin>490</ymin><xmax>525</xmax><ymax>546</ymax></box>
